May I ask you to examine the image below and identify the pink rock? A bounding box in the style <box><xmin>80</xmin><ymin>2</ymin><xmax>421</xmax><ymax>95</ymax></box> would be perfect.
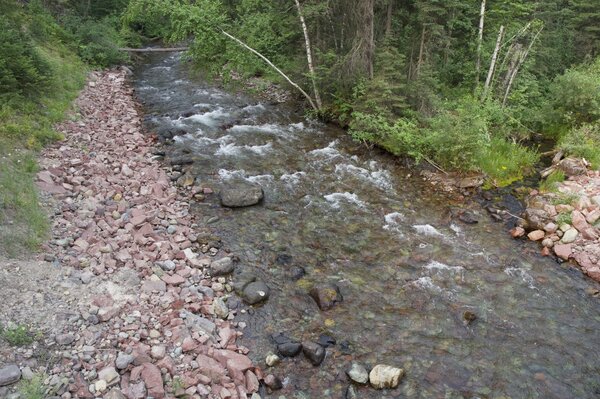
<box><xmin>195</xmin><ymin>354</ymin><xmax>227</xmax><ymax>383</ymax></box>
<box><xmin>553</xmin><ymin>244</ymin><xmax>572</xmax><ymax>260</ymax></box>
<box><xmin>543</xmin><ymin>222</ymin><xmax>558</xmax><ymax>234</ymax></box>
<box><xmin>162</xmin><ymin>274</ymin><xmax>186</xmax><ymax>286</ymax></box>
<box><xmin>140</xmin><ymin>363</ymin><xmax>165</xmax><ymax>399</ymax></box>
<box><xmin>586</xmin><ymin>209</ymin><xmax>600</xmax><ymax>224</ymax></box>
<box><xmin>98</xmin><ymin>306</ymin><xmax>120</xmax><ymax>322</ymax></box>
<box><xmin>244</xmin><ymin>370</ymin><xmax>260</xmax><ymax>393</ymax></box>
<box><xmin>182</xmin><ymin>336</ymin><xmax>198</xmax><ymax>352</ymax></box>
<box><xmin>572</xmin><ymin>211</ymin><xmax>590</xmax><ymax>233</ymax></box>
<box><xmin>527</xmin><ymin>230</ymin><xmax>545</xmax><ymax>241</ymax></box>
<box><xmin>510</xmin><ymin>227</ymin><xmax>525</xmax><ymax>238</ymax></box>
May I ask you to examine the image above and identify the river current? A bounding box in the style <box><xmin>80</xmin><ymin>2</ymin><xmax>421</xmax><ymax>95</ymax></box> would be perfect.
<box><xmin>133</xmin><ymin>53</ymin><xmax>600</xmax><ymax>399</ymax></box>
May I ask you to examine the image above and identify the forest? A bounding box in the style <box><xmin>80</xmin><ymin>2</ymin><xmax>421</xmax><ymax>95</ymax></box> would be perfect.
<box><xmin>1</xmin><ymin>0</ymin><xmax>600</xmax><ymax>249</ymax></box>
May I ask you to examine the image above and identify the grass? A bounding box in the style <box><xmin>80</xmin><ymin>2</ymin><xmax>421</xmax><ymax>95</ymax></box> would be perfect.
<box><xmin>539</xmin><ymin>170</ymin><xmax>566</xmax><ymax>193</ymax></box>
<box><xmin>558</xmin><ymin>123</ymin><xmax>600</xmax><ymax>169</ymax></box>
<box><xmin>556</xmin><ymin>212</ymin><xmax>573</xmax><ymax>226</ymax></box>
<box><xmin>0</xmin><ymin>42</ymin><xmax>86</xmax><ymax>256</ymax></box>
<box><xmin>16</xmin><ymin>374</ymin><xmax>46</xmax><ymax>399</ymax></box>
<box><xmin>550</xmin><ymin>192</ymin><xmax>580</xmax><ymax>206</ymax></box>
<box><xmin>477</xmin><ymin>137</ymin><xmax>539</xmax><ymax>188</ymax></box>
<box><xmin>0</xmin><ymin>323</ymin><xmax>35</xmax><ymax>346</ymax></box>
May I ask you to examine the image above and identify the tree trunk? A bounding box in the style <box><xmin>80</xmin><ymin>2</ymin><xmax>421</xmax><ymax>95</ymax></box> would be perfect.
<box><xmin>482</xmin><ymin>25</ymin><xmax>504</xmax><ymax>101</ymax></box>
<box><xmin>385</xmin><ymin>0</ymin><xmax>394</xmax><ymax>38</ymax></box>
<box><xmin>219</xmin><ymin>29</ymin><xmax>318</xmax><ymax>112</ymax></box>
<box><xmin>475</xmin><ymin>0</ymin><xmax>486</xmax><ymax>89</ymax></box>
<box><xmin>415</xmin><ymin>25</ymin><xmax>426</xmax><ymax>79</ymax></box>
<box><xmin>364</xmin><ymin>0</ymin><xmax>375</xmax><ymax>78</ymax></box>
<box><xmin>502</xmin><ymin>27</ymin><xmax>543</xmax><ymax>106</ymax></box>
<box><xmin>294</xmin><ymin>0</ymin><xmax>322</xmax><ymax>110</ymax></box>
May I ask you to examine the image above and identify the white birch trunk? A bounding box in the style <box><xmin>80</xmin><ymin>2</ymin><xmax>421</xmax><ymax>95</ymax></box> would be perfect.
<box><xmin>482</xmin><ymin>25</ymin><xmax>504</xmax><ymax>101</ymax></box>
<box><xmin>294</xmin><ymin>0</ymin><xmax>322</xmax><ymax>110</ymax></box>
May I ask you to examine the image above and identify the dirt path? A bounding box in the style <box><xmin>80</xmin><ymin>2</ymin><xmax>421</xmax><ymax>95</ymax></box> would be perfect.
<box><xmin>0</xmin><ymin>69</ymin><xmax>267</xmax><ymax>399</ymax></box>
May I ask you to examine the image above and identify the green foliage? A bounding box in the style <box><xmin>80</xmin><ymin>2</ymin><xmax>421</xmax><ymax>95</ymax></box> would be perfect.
<box><xmin>0</xmin><ymin>324</ymin><xmax>34</xmax><ymax>346</ymax></box>
<box><xmin>556</xmin><ymin>212</ymin><xmax>573</xmax><ymax>226</ymax></box>
<box><xmin>0</xmin><ymin>15</ymin><xmax>51</xmax><ymax>97</ymax></box>
<box><xmin>558</xmin><ymin>123</ymin><xmax>600</xmax><ymax>169</ymax></box>
<box><xmin>547</xmin><ymin>58</ymin><xmax>600</xmax><ymax>131</ymax></box>
<box><xmin>476</xmin><ymin>138</ymin><xmax>539</xmax><ymax>187</ymax></box>
<box><xmin>17</xmin><ymin>375</ymin><xmax>46</xmax><ymax>399</ymax></box>
<box><xmin>62</xmin><ymin>15</ymin><xmax>128</xmax><ymax>67</ymax></box>
<box><xmin>539</xmin><ymin>170</ymin><xmax>566</xmax><ymax>193</ymax></box>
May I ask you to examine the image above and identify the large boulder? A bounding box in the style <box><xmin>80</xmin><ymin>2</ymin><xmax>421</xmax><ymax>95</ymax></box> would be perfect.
<box><xmin>219</xmin><ymin>182</ymin><xmax>264</xmax><ymax>208</ymax></box>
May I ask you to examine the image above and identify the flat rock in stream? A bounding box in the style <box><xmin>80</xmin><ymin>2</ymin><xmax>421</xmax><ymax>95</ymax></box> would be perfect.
<box><xmin>219</xmin><ymin>182</ymin><xmax>264</xmax><ymax>208</ymax></box>
<box><xmin>310</xmin><ymin>283</ymin><xmax>343</xmax><ymax>310</ymax></box>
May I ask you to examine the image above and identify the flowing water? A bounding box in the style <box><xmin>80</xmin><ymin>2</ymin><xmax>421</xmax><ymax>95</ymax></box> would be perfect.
<box><xmin>134</xmin><ymin>53</ymin><xmax>600</xmax><ymax>399</ymax></box>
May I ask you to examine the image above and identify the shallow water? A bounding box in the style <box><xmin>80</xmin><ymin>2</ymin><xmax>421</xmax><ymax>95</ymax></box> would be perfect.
<box><xmin>134</xmin><ymin>53</ymin><xmax>600</xmax><ymax>399</ymax></box>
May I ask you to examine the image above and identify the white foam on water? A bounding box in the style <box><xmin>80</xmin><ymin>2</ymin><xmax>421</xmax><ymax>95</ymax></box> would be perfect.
<box><xmin>247</xmin><ymin>174</ymin><xmax>274</xmax><ymax>184</ymax></box>
<box><xmin>504</xmin><ymin>267</ymin><xmax>538</xmax><ymax>290</ymax></box>
<box><xmin>228</xmin><ymin>123</ymin><xmax>285</xmax><ymax>134</ymax></box>
<box><xmin>241</xmin><ymin>104</ymin><xmax>266</xmax><ymax>112</ymax></box>
<box><xmin>383</xmin><ymin>212</ymin><xmax>404</xmax><ymax>233</ymax></box>
<box><xmin>193</xmin><ymin>102</ymin><xmax>212</xmax><ymax>108</ymax></box>
<box><xmin>280</xmin><ymin>171</ymin><xmax>306</xmax><ymax>186</ymax></box>
<box><xmin>309</xmin><ymin>140</ymin><xmax>341</xmax><ymax>159</ymax></box>
<box><xmin>450</xmin><ymin>223</ymin><xmax>462</xmax><ymax>235</ymax></box>
<box><xmin>412</xmin><ymin>224</ymin><xmax>445</xmax><ymax>237</ymax></box>
<box><xmin>186</xmin><ymin>108</ymin><xmax>229</xmax><ymax>126</ymax></box>
<box><xmin>424</xmin><ymin>261</ymin><xmax>465</xmax><ymax>281</ymax></box>
<box><xmin>289</xmin><ymin>122</ymin><xmax>305</xmax><ymax>130</ymax></box>
<box><xmin>334</xmin><ymin>164</ymin><xmax>394</xmax><ymax>191</ymax></box>
<box><xmin>407</xmin><ymin>277</ymin><xmax>443</xmax><ymax>293</ymax></box>
<box><xmin>150</xmin><ymin>66</ymin><xmax>171</xmax><ymax>71</ymax></box>
<box><xmin>215</xmin><ymin>142</ymin><xmax>273</xmax><ymax>156</ymax></box>
<box><xmin>323</xmin><ymin>192</ymin><xmax>366</xmax><ymax>209</ymax></box>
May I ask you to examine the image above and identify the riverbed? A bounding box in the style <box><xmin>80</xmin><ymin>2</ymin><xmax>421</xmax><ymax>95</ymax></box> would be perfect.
<box><xmin>133</xmin><ymin>53</ymin><xmax>600</xmax><ymax>399</ymax></box>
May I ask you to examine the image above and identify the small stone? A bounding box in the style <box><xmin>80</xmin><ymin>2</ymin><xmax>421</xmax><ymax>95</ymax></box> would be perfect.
<box><xmin>346</xmin><ymin>363</ymin><xmax>369</xmax><ymax>384</ymax></box>
<box><xmin>265</xmin><ymin>353</ymin><xmax>280</xmax><ymax>367</ymax></box>
<box><xmin>0</xmin><ymin>365</ymin><xmax>21</xmax><ymax>386</ymax></box>
<box><xmin>263</xmin><ymin>374</ymin><xmax>282</xmax><ymax>390</ymax></box>
<box><xmin>213</xmin><ymin>297</ymin><xmax>229</xmax><ymax>319</ymax></box>
<box><xmin>151</xmin><ymin>346</ymin><xmax>166</xmax><ymax>360</ymax></box>
<box><xmin>98</xmin><ymin>367</ymin><xmax>119</xmax><ymax>385</ymax></box>
<box><xmin>302</xmin><ymin>342</ymin><xmax>325</xmax><ymax>366</ymax></box>
<box><xmin>310</xmin><ymin>284</ymin><xmax>343</xmax><ymax>310</ymax></box>
<box><xmin>542</xmin><ymin>238</ymin><xmax>554</xmax><ymax>248</ymax></box>
<box><xmin>211</xmin><ymin>257</ymin><xmax>235</xmax><ymax>276</ymax></box>
<box><xmin>158</xmin><ymin>260</ymin><xmax>176</xmax><ymax>271</ymax></box>
<box><xmin>553</xmin><ymin>244</ymin><xmax>572</xmax><ymax>260</ymax></box>
<box><xmin>561</xmin><ymin>228</ymin><xmax>578</xmax><ymax>244</ymax></box>
<box><xmin>463</xmin><ymin>311</ymin><xmax>477</xmax><ymax>325</ymax></box>
<box><xmin>277</xmin><ymin>342</ymin><xmax>302</xmax><ymax>357</ymax></box>
<box><xmin>543</xmin><ymin>223</ymin><xmax>558</xmax><ymax>233</ymax></box>
<box><xmin>115</xmin><ymin>352</ymin><xmax>134</xmax><ymax>370</ymax></box>
<box><xmin>55</xmin><ymin>333</ymin><xmax>75</xmax><ymax>345</ymax></box>
<box><xmin>527</xmin><ymin>230</ymin><xmax>545</xmax><ymax>241</ymax></box>
<box><xmin>242</xmin><ymin>281</ymin><xmax>270</xmax><ymax>305</ymax></box>
<box><xmin>104</xmin><ymin>388</ymin><xmax>126</xmax><ymax>399</ymax></box>
<box><xmin>510</xmin><ymin>227</ymin><xmax>525</xmax><ymax>238</ymax></box>
<box><xmin>95</xmin><ymin>380</ymin><xmax>108</xmax><ymax>393</ymax></box>
<box><xmin>369</xmin><ymin>364</ymin><xmax>404</xmax><ymax>389</ymax></box>
<box><xmin>219</xmin><ymin>183</ymin><xmax>264</xmax><ymax>208</ymax></box>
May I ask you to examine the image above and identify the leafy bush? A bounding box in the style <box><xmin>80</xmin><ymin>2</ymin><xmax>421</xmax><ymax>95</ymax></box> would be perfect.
<box><xmin>0</xmin><ymin>15</ymin><xmax>51</xmax><ymax>97</ymax></box>
<box><xmin>547</xmin><ymin>58</ymin><xmax>600</xmax><ymax>130</ymax></box>
<box><xmin>558</xmin><ymin>123</ymin><xmax>600</xmax><ymax>168</ymax></box>
<box><xmin>62</xmin><ymin>15</ymin><xmax>128</xmax><ymax>67</ymax></box>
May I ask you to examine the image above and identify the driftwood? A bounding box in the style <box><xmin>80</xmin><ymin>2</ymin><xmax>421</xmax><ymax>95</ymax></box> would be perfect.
<box><xmin>118</xmin><ymin>47</ymin><xmax>189</xmax><ymax>52</ymax></box>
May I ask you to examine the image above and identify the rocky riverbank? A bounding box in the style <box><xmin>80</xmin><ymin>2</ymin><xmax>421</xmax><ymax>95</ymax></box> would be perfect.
<box><xmin>0</xmin><ymin>69</ymin><xmax>267</xmax><ymax>398</ymax></box>
<box><xmin>518</xmin><ymin>164</ymin><xmax>600</xmax><ymax>283</ymax></box>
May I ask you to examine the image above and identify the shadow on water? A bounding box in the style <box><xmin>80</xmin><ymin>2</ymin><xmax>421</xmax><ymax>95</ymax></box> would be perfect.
<box><xmin>133</xmin><ymin>53</ymin><xmax>600</xmax><ymax>399</ymax></box>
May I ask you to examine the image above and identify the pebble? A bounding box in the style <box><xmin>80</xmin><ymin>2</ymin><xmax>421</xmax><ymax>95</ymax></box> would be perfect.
<box><xmin>115</xmin><ymin>352</ymin><xmax>134</xmax><ymax>369</ymax></box>
<box><xmin>346</xmin><ymin>363</ymin><xmax>369</xmax><ymax>384</ymax></box>
<box><xmin>242</xmin><ymin>281</ymin><xmax>270</xmax><ymax>304</ymax></box>
<box><xmin>302</xmin><ymin>342</ymin><xmax>326</xmax><ymax>366</ymax></box>
<box><xmin>265</xmin><ymin>353</ymin><xmax>280</xmax><ymax>367</ymax></box>
<box><xmin>369</xmin><ymin>364</ymin><xmax>404</xmax><ymax>389</ymax></box>
<box><xmin>561</xmin><ymin>228</ymin><xmax>579</xmax><ymax>244</ymax></box>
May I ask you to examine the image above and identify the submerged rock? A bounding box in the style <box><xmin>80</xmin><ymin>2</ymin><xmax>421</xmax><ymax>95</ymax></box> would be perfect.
<box><xmin>302</xmin><ymin>342</ymin><xmax>326</xmax><ymax>366</ymax></box>
<box><xmin>242</xmin><ymin>281</ymin><xmax>270</xmax><ymax>304</ymax></box>
<box><xmin>346</xmin><ymin>363</ymin><xmax>369</xmax><ymax>384</ymax></box>
<box><xmin>369</xmin><ymin>364</ymin><xmax>404</xmax><ymax>389</ymax></box>
<box><xmin>310</xmin><ymin>283</ymin><xmax>343</xmax><ymax>310</ymax></box>
<box><xmin>219</xmin><ymin>182</ymin><xmax>264</xmax><ymax>208</ymax></box>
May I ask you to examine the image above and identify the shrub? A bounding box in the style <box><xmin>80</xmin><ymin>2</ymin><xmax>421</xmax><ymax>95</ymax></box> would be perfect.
<box><xmin>558</xmin><ymin>123</ymin><xmax>600</xmax><ymax>169</ymax></box>
<box><xmin>0</xmin><ymin>15</ymin><xmax>51</xmax><ymax>97</ymax></box>
<box><xmin>0</xmin><ymin>324</ymin><xmax>34</xmax><ymax>346</ymax></box>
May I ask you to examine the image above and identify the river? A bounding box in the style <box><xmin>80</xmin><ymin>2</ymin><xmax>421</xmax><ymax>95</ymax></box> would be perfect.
<box><xmin>133</xmin><ymin>53</ymin><xmax>600</xmax><ymax>399</ymax></box>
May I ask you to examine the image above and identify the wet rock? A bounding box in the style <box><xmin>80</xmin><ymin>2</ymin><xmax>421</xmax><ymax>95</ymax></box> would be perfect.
<box><xmin>457</xmin><ymin>210</ymin><xmax>479</xmax><ymax>224</ymax></box>
<box><xmin>211</xmin><ymin>257</ymin><xmax>235</xmax><ymax>276</ymax></box>
<box><xmin>277</xmin><ymin>341</ymin><xmax>302</xmax><ymax>357</ymax></box>
<box><xmin>561</xmin><ymin>228</ymin><xmax>578</xmax><ymax>244</ymax></box>
<box><xmin>169</xmin><ymin>155</ymin><xmax>194</xmax><ymax>165</ymax></box>
<box><xmin>345</xmin><ymin>385</ymin><xmax>359</xmax><ymax>399</ymax></box>
<box><xmin>463</xmin><ymin>311</ymin><xmax>477</xmax><ymax>325</ymax></box>
<box><xmin>369</xmin><ymin>364</ymin><xmax>404</xmax><ymax>389</ymax></box>
<box><xmin>302</xmin><ymin>342</ymin><xmax>325</xmax><ymax>366</ymax></box>
<box><xmin>553</xmin><ymin>244</ymin><xmax>572</xmax><ymax>260</ymax></box>
<box><xmin>309</xmin><ymin>283</ymin><xmax>343</xmax><ymax>310</ymax></box>
<box><xmin>557</xmin><ymin>157</ymin><xmax>588</xmax><ymax>177</ymax></box>
<box><xmin>286</xmin><ymin>265</ymin><xmax>306</xmax><ymax>280</ymax></box>
<box><xmin>263</xmin><ymin>374</ymin><xmax>282</xmax><ymax>391</ymax></box>
<box><xmin>346</xmin><ymin>363</ymin><xmax>369</xmax><ymax>384</ymax></box>
<box><xmin>527</xmin><ymin>230</ymin><xmax>545</xmax><ymax>241</ymax></box>
<box><xmin>317</xmin><ymin>334</ymin><xmax>336</xmax><ymax>347</ymax></box>
<box><xmin>242</xmin><ymin>281</ymin><xmax>270</xmax><ymax>305</ymax></box>
<box><xmin>219</xmin><ymin>182</ymin><xmax>264</xmax><ymax>208</ymax></box>
<box><xmin>233</xmin><ymin>273</ymin><xmax>257</xmax><ymax>294</ymax></box>
<box><xmin>265</xmin><ymin>353</ymin><xmax>280</xmax><ymax>367</ymax></box>
<box><xmin>0</xmin><ymin>365</ymin><xmax>21</xmax><ymax>386</ymax></box>
<box><xmin>275</xmin><ymin>254</ymin><xmax>293</xmax><ymax>265</ymax></box>
<box><xmin>510</xmin><ymin>227</ymin><xmax>525</xmax><ymax>238</ymax></box>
